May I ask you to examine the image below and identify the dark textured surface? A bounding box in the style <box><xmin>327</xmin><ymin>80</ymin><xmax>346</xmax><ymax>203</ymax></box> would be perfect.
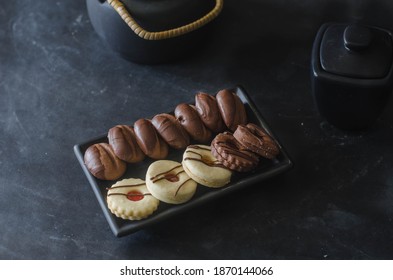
<box><xmin>1</xmin><ymin>0</ymin><xmax>393</xmax><ymax>259</ymax></box>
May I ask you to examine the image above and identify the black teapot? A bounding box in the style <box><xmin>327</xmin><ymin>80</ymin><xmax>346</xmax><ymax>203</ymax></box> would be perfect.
<box><xmin>311</xmin><ymin>23</ymin><xmax>393</xmax><ymax>130</ymax></box>
<box><xmin>86</xmin><ymin>0</ymin><xmax>223</xmax><ymax>64</ymax></box>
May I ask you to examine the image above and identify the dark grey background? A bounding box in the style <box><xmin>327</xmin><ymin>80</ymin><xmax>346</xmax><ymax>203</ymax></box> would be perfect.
<box><xmin>1</xmin><ymin>0</ymin><xmax>392</xmax><ymax>259</ymax></box>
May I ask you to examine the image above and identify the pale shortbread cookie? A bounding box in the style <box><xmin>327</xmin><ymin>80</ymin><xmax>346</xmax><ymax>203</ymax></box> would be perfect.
<box><xmin>182</xmin><ymin>145</ymin><xmax>232</xmax><ymax>188</ymax></box>
<box><xmin>146</xmin><ymin>160</ymin><xmax>197</xmax><ymax>204</ymax></box>
<box><xmin>107</xmin><ymin>178</ymin><xmax>159</xmax><ymax>220</ymax></box>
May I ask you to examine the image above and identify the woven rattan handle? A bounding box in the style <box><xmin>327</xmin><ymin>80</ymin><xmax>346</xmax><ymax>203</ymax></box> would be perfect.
<box><xmin>107</xmin><ymin>0</ymin><xmax>224</xmax><ymax>40</ymax></box>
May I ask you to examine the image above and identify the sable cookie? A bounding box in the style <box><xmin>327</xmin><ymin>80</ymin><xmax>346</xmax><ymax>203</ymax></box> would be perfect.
<box><xmin>108</xmin><ymin>125</ymin><xmax>145</xmax><ymax>163</ymax></box>
<box><xmin>211</xmin><ymin>133</ymin><xmax>259</xmax><ymax>172</ymax></box>
<box><xmin>152</xmin><ymin>113</ymin><xmax>190</xmax><ymax>149</ymax></box>
<box><xmin>216</xmin><ymin>89</ymin><xmax>247</xmax><ymax>131</ymax></box>
<box><xmin>182</xmin><ymin>145</ymin><xmax>232</xmax><ymax>188</ymax></box>
<box><xmin>234</xmin><ymin>123</ymin><xmax>280</xmax><ymax>159</ymax></box>
<box><xmin>195</xmin><ymin>92</ymin><xmax>226</xmax><ymax>133</ymax></box>
<box><xmin>84</xmin><ymin>143</ymin><xmax>126</xmax><ymax>180</ymax></box>
<box><xmin>107</xmin><ymin>178</ymin><xmax>159</xmax><ymax>220</ymax></box>
<box><xmin>174</xmin><ymin>103</ymin><xmax>212</xmax><ymax>143</ymax></box>
<box><xmin>146</xmin><ymin>160</ymin><xmax>197</xmax><ymax>204</ymax></box>
<box><xmin>134</xmin><ymin>118</ymin><xmax>169</xmax><ymax>159</ymax></box>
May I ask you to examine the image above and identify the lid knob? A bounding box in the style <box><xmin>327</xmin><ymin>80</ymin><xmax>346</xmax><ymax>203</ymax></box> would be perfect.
<box><xmin>344</xmin><ymin>24</ymin><xmax>372</xmax><ymax>51</ymax></box>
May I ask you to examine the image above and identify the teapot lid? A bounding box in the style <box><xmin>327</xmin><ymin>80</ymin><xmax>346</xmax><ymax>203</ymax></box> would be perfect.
<box><xmin>319</xmin><ymin>23</ymin><xmax>393</xmax><ymax>79</ymax></box>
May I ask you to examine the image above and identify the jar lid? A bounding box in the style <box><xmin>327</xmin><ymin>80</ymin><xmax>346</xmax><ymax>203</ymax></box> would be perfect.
<box><xmin>320</xmin><ymin>23</ymin><xmax>393</xmax><ymax>79</ymax></box>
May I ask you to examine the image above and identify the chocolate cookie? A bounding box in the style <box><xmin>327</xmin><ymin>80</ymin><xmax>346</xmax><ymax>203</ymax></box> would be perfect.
<box><xmin>216</xmin><ymin>89</ymin><xmax>247</xmax><ymax>131</ymax></box>
<box><xmin>195</xmin><ymin>92</ymin><xmax>226</xmax><ymax>133</ymax></box>
<box><xmin>233</xmin><ymin>123</ymin><xmax>280</xmax><ymax>159</ymax></box>
<box><xmin>134</xmin><ymin>118</ymin><xmax>169</xmax><ymax>159</ymax></box>
<box><xmin>84</xmin><ymin>143</ymin><xmax>126</xmax><ymax>180</ymax></box>
<box><xmin>174</xmin><ymin>103</ymin><xmax>212</xmax><ymax>143</ymax></box>
<box><xmin>152</xmin><ymin>113</ymin><xmax>190</xmax><ymax>149</ymax></box>
<box><xmin>211</xmin><ymin>133</ymin><xmax>259</xmax><ymax>172</ymax></box>
<box><xmin>108</xmin><ymin>125</ymin><xmax>145</xmax><ymax>163</ymax></box>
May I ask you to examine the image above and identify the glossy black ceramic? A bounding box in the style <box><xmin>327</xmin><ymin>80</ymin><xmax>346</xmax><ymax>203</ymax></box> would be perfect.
<box><xmin>311</xmin><ymin>23</ymin><xmax>393</xmax><ymax>130</ymax></box>
<box><xmin>86</xmin><ymin>0</ymin><xmax>218</xmax><ymax>64</ymax></box>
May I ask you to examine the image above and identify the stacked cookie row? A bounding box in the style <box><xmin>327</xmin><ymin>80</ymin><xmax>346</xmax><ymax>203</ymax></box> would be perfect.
<box><xmin>84</xmin><ymin>89</ymin><xmax>250</xmax><ymax>181</ymax></box>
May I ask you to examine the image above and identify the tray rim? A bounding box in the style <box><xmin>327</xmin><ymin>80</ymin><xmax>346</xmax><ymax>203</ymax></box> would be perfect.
<box><xmin>74</xmin><ymin>85</ymin><xmax>293</xmax><ymax>237</ymax></box>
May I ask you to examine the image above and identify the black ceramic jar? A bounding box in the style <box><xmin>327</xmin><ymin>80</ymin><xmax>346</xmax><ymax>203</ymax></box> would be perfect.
<box><xmin>86</xmin><ymin>0</ymin><xmax>223</xmax><ymax>64</ymax></box>
<box><xmin>311</xmin><ymin>23</ymin><xmax>393</xmax><ymax>130</ymax></box>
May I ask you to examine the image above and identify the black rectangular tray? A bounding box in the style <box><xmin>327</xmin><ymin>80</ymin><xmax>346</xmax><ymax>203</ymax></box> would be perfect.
<box><xmin>74</xmin><ymin>86</ymin><xmax>293</xmax><ymax>237</ymax></box>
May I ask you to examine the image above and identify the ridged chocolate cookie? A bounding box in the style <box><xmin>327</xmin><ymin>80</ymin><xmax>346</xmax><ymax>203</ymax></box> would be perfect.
<box><xmin>134</xmin><ymin>118</ymin><xmax>169</xmax><ymax>159</ymax></box>
<box><xmin>195</xmin><ymin>92</ymin><xmax>226</xmax><ymax>133</ymax></box>
<box><xmin>216</xmin><ymin>89</ymin><xmax>247</xmax><ymax>131</ymax></box>
<box><xmin>108</xmin><ymin>125</ymin><xmax>145</xmax><ymax>163</ymax></box>
<box><xmin>175</xmin><ymin>103</ymin><xmax>212</xmax><ymax>143</ymax></box>
<box><xmin>233</xmin><ymin>123</ymin><xmax>280</xmax><ymax>159</ymax></box>
<box><xmin>211</xmin><ymin>133</ymin><xmax>259</xmax><ymax>172</ymax></box>
<box><xmin>84</xmin><ymin>143</ymin><xmax>126</xmax><ymax>180</ymax></box>
<box><xmin>152</xmin><ymin>113</ymin><xmax>190</xmax><ymax>149</ymax></box>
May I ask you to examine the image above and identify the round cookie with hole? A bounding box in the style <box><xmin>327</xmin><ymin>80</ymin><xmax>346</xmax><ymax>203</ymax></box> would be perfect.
<box><xmin>146</xmin><ymin>160</ymin><xmax>197</xmax><ymax>204</ymax></box>
<box><xmin>182</xmin><ymin>144</ymin><xmax>232</xmax><ymax>188</ymax></box>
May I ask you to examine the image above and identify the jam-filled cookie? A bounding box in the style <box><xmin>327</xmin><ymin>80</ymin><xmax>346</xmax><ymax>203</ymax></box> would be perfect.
<box><xmin>107</xmin><ymin>178</ymin><xmax>160</xmax><ymax>220</ymax></box>
<box><xmin>146</xmin><ymin>160</ymin><xmax>197</xmax><ymax>204</ymax></box>
<box><xmin>182</xmin><ymin>145</ymin><xmax>232</xmax><ymax>188</ymax></box>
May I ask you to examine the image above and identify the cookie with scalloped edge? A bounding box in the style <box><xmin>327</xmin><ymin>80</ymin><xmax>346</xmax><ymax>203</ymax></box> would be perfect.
<box><xmin>107</xmin><ymin>178</ymin><xmax>159</xmax><ymax>220</ymax></box>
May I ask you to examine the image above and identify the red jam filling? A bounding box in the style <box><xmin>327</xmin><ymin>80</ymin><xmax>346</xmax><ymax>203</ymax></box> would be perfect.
<box><xmin>164</xmin><ymin>173</ymin><xmax>179</xmax><ymax>182</ymax></box>
<box><xmin>126</xmin><ymin>191</ymin><xmax>144</xmax><ymax>201</ymax></box>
